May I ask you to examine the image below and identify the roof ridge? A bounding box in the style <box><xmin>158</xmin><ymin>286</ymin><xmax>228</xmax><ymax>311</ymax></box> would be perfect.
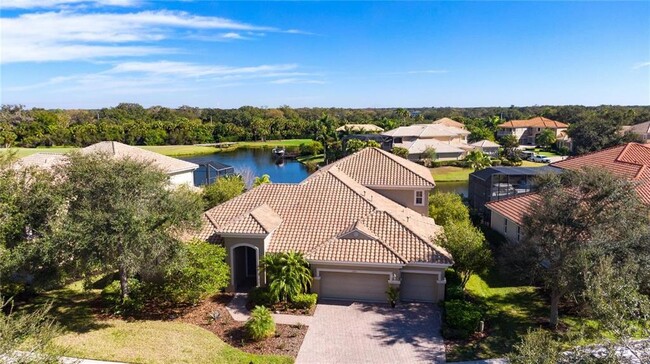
<box><xmin>377</xmin><ymin>210</ymin><xmax>452</xmax><ymax>261</ymax></box>
<box><xmin>371</xmin><ymin>148</ymin><xmax>435</xmax><ymax>186</ymax></box>
<box><xmin>373</xmin><ymin>236</ymin><xmax>408</xmax><ymax>264</ymax></box>
<box><xmin>325</xmin><ymin>166</ymin><xmax>383</xmax><ymax>210</ymax></box>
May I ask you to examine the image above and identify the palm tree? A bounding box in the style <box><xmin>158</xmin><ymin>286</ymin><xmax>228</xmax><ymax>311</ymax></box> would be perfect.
<box><xmin>261</xmin><ymin>251</ymin><xmax>312</xmax><ymax>302</ymax></box>
<box><xmin>465</xmin><ymin>150</ymin><xmax>492</xmax><ymax>171</ymax></box>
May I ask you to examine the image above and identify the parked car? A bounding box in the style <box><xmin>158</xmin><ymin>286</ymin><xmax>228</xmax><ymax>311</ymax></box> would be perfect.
<box><xmin>531</xmin><ymin>155</ymin><xmax>551</xmax><ymax>163</ymax></box>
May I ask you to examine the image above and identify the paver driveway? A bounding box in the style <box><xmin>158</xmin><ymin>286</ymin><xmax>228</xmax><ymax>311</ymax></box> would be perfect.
<box><xmin>296</xmin><ymin>301</ymin><xmax>445</xmax><ymax>364</ymax></box>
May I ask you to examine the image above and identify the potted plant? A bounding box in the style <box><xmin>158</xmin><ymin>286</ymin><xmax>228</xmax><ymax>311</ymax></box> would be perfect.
<box><xmin>386</xmin><ymin>286</ymin><xmax>399</xmax><ymax>308</ymax></box>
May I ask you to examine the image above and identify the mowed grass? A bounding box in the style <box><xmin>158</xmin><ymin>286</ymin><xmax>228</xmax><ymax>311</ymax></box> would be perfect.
<box><xmin>446</xmin><ymin>272</ymin><xmax>547</xmax><ymax>361</ymax></box>
<box><xmin>2</xmin><ymin>139</ymin><xmax>315</xmax><ymax>158</ymax></box>
<box><xmin>430</xmin><ymin>166</ymin><xmax>473</xmax><ymax>182</ymax></box>
<box><xmin>54</xmin><ymin>320</ymin><xmax>291</xmax><ymax>364</ymax></box>
<box><xmin>19</xmin><ymin>278</ymin><xmax>292</xmax><ymax>364</ymax></box>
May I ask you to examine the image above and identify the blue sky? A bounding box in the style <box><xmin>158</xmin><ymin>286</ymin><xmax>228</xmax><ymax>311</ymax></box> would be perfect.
<box><xmin>1</xmin><ymin>1</ymin><xmax>648</xmax><ymax>109</ymax></box>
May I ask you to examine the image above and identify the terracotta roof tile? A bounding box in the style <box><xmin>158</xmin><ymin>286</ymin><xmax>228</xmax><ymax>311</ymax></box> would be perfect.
<box><xmin>485</xmin><ymin>193</ymin><xmax>542</xmax><ymax>225</ymax></box>
<box><xmin>308</xmin><ymin>147</ymin><xmax>435</xmax><ymax>187</ymax></box>
<box><xmin>199</xmin><ymin>153</ymin><xmax>451</xmax><ymax>265</ymax></box>
<box><xmin>497</xmin><ymin>117</ymin><xmax>568</xmax><ymax>129</ymax></box>
<box><xmin>432</xmin><ymin>118</ymin><xmax>466</xmax><ymax>129</ymax></box>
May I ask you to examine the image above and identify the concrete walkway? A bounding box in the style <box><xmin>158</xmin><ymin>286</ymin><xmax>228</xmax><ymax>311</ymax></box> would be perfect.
<box><xmin>297</xmin><ymin>301</ymin><xmax>445</xmax><ymax>364</ymax></box>
<box><xmin>226</xmin><ymin>292</ymin><xmax>313</xmax><ymax>326</ymax></box>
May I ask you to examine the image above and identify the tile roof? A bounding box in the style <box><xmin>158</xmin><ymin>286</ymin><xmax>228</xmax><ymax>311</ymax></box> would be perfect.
<box><xmin>309</xmin><ymin>147</ymin><xmax>435</xmax><ymax>188</ymax></box>
<box><xmin>82</xmin><ymin>141</ymin><xmax>198</xmax><ymax>174</ymax></box>
<box><xmin>485</xmin><ymin>193</ymin><xmax>542</xmax><ymax>225</ymax></box>
<box><xmin>486</xmin><ymin>143</ymin><xmax>650</xmax><ymax>223</ymax></box>
<box><xmin>432</xmin><ymin>118</ymin><xmax>466</xmax><ymax>129</ymax></box>
<box><xmin>336</xmin><ymin>124</ymin><xmax>384</xmax><ymax>133</ymax></box>
<box><xmin>200</xmin><ymin>162</ymin><xmax>451</xmax><ymax>266</ymax></box>
<box><xmin>470</xmin><ymin>140</ymin><xmax>501</xmax><ymax>148</ymax></box>
<box><xmin>622</xmin><ymin>121</ymin><xmax>650</xmax><ymax>135</ymax></box>
<box><xmin>497</xmin><ymin>117</ymin><xmax>568</xmax><ymax>129</ymax></box>
<box><xmin>383</xmin><ymin>123</ymin><xmax>470</xmax><ymax>138</ymax></box>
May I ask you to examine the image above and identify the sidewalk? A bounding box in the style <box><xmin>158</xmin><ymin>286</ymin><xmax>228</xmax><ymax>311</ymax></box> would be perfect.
<box><xmin>226</xmin><ymin>292</ymin><xmax>313</xmax><ymax>326</ymax></box>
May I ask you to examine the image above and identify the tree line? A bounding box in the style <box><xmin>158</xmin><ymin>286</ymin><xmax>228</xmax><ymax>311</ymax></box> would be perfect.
<box><xmin>1</xmin><ymin>103</ymin><xmax>649</xmax><ymax>148</ymax></box>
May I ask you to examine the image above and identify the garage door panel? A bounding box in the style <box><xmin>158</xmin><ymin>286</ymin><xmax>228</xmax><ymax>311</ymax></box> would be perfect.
<box><xmin>401</xmin><ymin>273</ymin><xmax>437</xmax><ymax>303</ymax></box>
<box><xmin>320</xmin><ymin>271</ymin><xmax>388</xmax><ymax>302</ymax></box>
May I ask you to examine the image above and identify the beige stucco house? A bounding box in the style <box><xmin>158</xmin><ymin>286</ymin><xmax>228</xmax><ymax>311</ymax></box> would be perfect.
<box><xmin>383</xmin><ymin>120</ymin><xmax>471</xmax><ymax>161</ymax></box>
<box><xmin>486</xmin><ymin>143</ymin><xmax>650</xmax><ymax>243</ymax></box>
<box><xmin>496</xmin><ymin>117</ymin><xmax>568</xmax><ymax>146</ymax></box>
<box><xmin>15</xmin><ymin>141</ymin><xmax>199</xmax><ymax>187</ymax></box>
<box><xmin>197</xmin><ymin>147</ymin><xmax>453</xmax><ymax>303</ymax></box>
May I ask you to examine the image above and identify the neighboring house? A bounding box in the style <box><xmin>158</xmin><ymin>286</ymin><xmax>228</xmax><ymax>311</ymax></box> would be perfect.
<box><xmin>468</xmin><ymin>166</ymin><xmax>561</xmax><ymax>221</ymax></box>
<box><xmin>622</xmin><ymin>120</ymin><xmax>650</xmax><ymax>141</ymax></box>
<box><xmin>196</xmin><ymin>147</ymin><xmax>453</xmax><ymax>303</ymax></box>
<box><xmin>15</xmin><ymin>141</ymin><xmax>199</xmax><ymax>187</ymax></box>
<box><xmin>382</xmin><ymin>122</ymin><xmax>471</xmax><ymax>161</ymax></box>
<box><xmin>432</xmin><ymin>117</ymin><xmax>466</xmax><ymax>130</ymax></box>
<box><xmin>470</xmin><ymin>139</ymin><xmax>500</xmax><ymax>156</ymax></box>
<box><xmin>496</xmin><ymin>117</ymin><xmax>568</xmax><ymax>146</ymax></box>
<box><xmin>336</xmin><ymin>124</ymin><xmax>385</xmax><ymax>133</ymax></box>
<box><xmin>485</xmin><ymin>143</ymin><xmax>650</xmax><ymax>242</ymax></box>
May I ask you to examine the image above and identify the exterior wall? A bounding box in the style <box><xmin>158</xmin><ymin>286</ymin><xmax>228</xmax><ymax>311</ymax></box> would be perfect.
<box><xmin>371</xmin><ymin>188</ymin><xmax>430</xmax><ymax>215</ymax></box>
<box><xmin>489</xmin><ymin>210</ymin><xmax>522</xmax><ymax>243</ymax></box>
<box><xmin>477</xmin><ymin>146</ymin><xmax>499</xmax><ymax>157</ymax></box>
<box><xmin>498</xmin><ymin>127</ymin><xmax>567</xmax><ymax>146</ymax></box>
<box><xmin>497</xmin><ymin>127</ymin><xmax>527</xmax><ymax>142</ymax></box>
<box><xmin>168</xmin><ymin>170</ymin><xmax>196</xmax><ymax>187</ymax></box>
<box><xmin>222</xmin><ymin>236</ymin><xmax>267</xmax><ymax>291</ymax></box>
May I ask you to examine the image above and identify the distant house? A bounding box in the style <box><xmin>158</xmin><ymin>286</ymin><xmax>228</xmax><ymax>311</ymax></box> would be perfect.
<box><xmin>336</xmin><ymin>124</ymin><xmax>384</xmax><ymax>133</ymax></box>
<box><xmin>470</xmin><ymin>139</ymin><xmax>500</xmax><ymax>156</ymax></box>
<box><xmin>382</xmin><ymin>122</ymin><xmax>471</xmax><ymax>161</ymax></box>
<box><xmin>485</xmin><ymin>143</ymin><xmax>650</xmax><ymax>242</ymax></box>
<box><xmin>496</xmin><ymin>117</ymin><xmax>568</xmax><ymax>146</ymax></box>
<box><xmin>196</xmin><ymin>147</ymin><xmax>452</xmax><ymax>303</ymax></box>
<box><xmin>15</xmin><ymin>141</ymin><xmax>199</xmax><ymax>187</ymax></box>
<box><xmin>622</xmin><ymin>120</ymin><xmax>650</xmax><ymax>141</ymax></box>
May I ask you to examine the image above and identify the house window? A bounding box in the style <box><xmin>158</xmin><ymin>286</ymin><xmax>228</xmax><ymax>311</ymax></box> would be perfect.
<box><xmin>517</xmin><ymin>226</ymin><xmax>521</xmax><ymax>242</ymax></box>
<box><xmin>414</xmin><ymin>190</ymin><xmax>425</xmax><ymax>206</ymax></box>
<box><xmin>504</xmin><ymin>218</ymin><xmax>508</xmax><ymax>233</ymax></box>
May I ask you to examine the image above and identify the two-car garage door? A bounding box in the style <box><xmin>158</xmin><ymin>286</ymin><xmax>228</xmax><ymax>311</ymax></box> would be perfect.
<box><xmin>319</xmin><ymin>271</ymin><xmax>388</xmax><ymax>302</ymax></box>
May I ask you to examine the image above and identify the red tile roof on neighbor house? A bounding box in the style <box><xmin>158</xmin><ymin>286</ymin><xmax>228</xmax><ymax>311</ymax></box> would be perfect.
<box><xmin>486</xmin><ymin>143</ymin><xmax>650</xmax><ymax>223</ymax></box>
<box><xmin>497</xmin><ymin>117</ymin><xmax>568</xmax><ymax>129</ymax></box>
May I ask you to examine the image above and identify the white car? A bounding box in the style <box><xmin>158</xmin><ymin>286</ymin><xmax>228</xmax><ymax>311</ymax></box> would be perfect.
<box><xmin>531</xmin><ymin>154</ymin><xmax>551</xmax><ymax>163</ymax></box>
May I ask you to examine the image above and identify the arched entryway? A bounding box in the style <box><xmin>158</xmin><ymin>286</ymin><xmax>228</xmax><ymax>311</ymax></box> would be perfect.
<box><xmin>232</xmin><ymin>245</ymin><xmax>258</xmax><ymax>291</ymax></box>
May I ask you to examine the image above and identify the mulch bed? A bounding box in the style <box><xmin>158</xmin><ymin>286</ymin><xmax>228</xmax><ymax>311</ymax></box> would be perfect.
<box><xmin>246</xmin><ymin>300</ymin><xmax>316</xmax><ymax>316</ymax></box>
<box><xmin>176</xmin><ymin>294</ymin><xmax>308</xmax><ymax>358</ymax></box>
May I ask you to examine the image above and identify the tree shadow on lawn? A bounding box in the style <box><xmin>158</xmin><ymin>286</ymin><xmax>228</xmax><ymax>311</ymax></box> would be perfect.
<box><xmin>358</xmin><ymin>303</ymin><xmax>445</xmax><ymax>363</ymax></box>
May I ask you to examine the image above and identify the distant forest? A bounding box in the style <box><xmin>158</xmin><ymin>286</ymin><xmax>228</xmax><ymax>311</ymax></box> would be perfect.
<box><xmin>1</xmin><ymin>103</ymin><xmax>649</xmax><ymax>148</ymax></box>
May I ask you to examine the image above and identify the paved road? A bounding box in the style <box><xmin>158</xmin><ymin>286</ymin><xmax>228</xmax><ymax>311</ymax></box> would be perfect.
<box><xmin>296</xmin><ymin>301</ymin><xmax>445</xmax><ymax>364</ymax></box>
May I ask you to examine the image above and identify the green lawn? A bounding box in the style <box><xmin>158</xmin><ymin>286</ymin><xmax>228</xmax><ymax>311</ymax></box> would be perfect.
<box><xmin>430</xmin><ymin>166</ymin><xmax>473</xmax><ymax>182</ymax></box>
<box><xmin>445</xmin><ymin>271</ymin><xmax>547</xmax><ymax>361</ymax></box>
<box><xmin>20</xmin><ymin>279</ymin><xmax>292</xmax><ymax>364</ymax></box>
<box><xmin>296</xmin><ymin>153</ymin><xmax>325</xmax><ymax>165</ymax></box>
<box><xmin>2</xmin><ymin>139</ymin><xmax>315</xmax><ymax>158</ymax></box>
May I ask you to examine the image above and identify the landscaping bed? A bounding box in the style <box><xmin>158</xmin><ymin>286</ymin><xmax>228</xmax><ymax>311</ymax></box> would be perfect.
<box><xmin>177</xmin><ymin>294</ymin><xmax>308</xmax><ymax>358</ymax></box>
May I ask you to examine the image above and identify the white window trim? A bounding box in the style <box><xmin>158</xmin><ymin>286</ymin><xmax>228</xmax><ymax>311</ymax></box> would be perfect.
<box><xmin>414</xmin><ymin>190</ymin><xmax>425</xmax><ymax>206</ymax></box>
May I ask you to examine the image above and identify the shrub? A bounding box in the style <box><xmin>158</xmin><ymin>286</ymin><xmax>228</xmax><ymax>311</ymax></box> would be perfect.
<box><xmin>291</xmin><ymin>293</ymin><xmax>318</xmax><ymax>309</ymax></box>
<box><xmin>391</xmin><ymin>147</ymin><xmax>409</xmax><ymax>159</ymax></box>
<box><xmin>101</xmin><ymin>278</ymin><xmax>146</xmax><ymax>314</ymax></box>
<box><xmin>299</xmin><ymin>141</ymin><xmax>323</xmax><ymax>156</ymax></box>
<box><xmin>249</xmin><ymin>286</ymin><xmax>276</xmax><ymax>307</ymax></box>
<box><xmin>202</xmin><ymin>175</ymin><xmax>245</xmax><ymax>208</ymax></box>
<box><xmin>442</xmin><ymin>299</ymin><xmax>484</xmax><ymax>339</ymax></box>
<box><xmin>490</xmin><ymin>159</ymin><xmax>502</xmax><ymax>166</ymax></box>
<box><xmin>304</xmin><ymin>161</ymin><xmax>318</xmax><ymax>173</ymax></box>
<box><xmin>163</xmin><ymin>241</ymin><xmax>230</xmax><ymax>304</ymax></box>
<box><xmin>245</xmin><ymin>306</ymin><xmax>276</xmax><ymax>341</ymax></box>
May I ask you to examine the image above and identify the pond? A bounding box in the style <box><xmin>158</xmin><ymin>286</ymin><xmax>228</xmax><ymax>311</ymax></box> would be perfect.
<box><xmin>179</xmin><ymin>148</ymin><xmax>310</xmax><ymax>186</ymax></box>
<box><xmin>435</xmin><ymin>181</ymin><xmax>469</xmax><ymax>197</ymax></box>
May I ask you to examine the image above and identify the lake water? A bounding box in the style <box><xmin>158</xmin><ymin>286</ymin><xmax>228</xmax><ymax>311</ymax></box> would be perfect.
<box><xmin>179</xmin><ymin>148</ymin><xmax>310</xmax><ymax>186</ymax></box>
<box><xmin>435</xmin><ymin>181</ymin><xmax>469</xmax><ymax>197</ymax></box>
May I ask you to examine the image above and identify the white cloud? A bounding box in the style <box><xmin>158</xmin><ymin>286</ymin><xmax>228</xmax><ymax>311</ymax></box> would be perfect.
<box><xmin>633</xmin><ymin>62</ymin><xmax>650</xmax><ymax>69</ymax></box>
<box><xmin>0</xmin><ymin>10</ymin><xmax>279</xmax><ymax>63</ymax></box>
<box><xmin>106</xmin><ymin>61</ymin><xmax>299</xmax><ymax>78</ymax></box>
<box><xmin>0</xmin><ymin>0</ymin><xmax>138</xmax><ymax>9</ymax></box>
